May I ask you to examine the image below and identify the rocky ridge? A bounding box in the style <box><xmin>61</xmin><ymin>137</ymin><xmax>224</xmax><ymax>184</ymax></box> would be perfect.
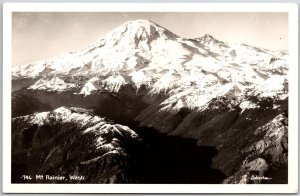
<box><xmin>12</xmin><ymin>107</ymin><xmax>141</xmax><ymax>183</ymax></box>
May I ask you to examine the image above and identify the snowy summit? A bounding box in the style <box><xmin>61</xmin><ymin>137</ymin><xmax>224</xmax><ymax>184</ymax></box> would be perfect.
<box><xmin>13</xmin><ymin>19</ymin><xmax>288</xmax><ymax>110</ymax></box>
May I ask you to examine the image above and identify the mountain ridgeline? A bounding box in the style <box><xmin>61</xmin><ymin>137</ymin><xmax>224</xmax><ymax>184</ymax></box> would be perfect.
<box><xmin>12</xmin><ymin>20</ymin><xmax>288</xmax><ymax>184</ymax></box>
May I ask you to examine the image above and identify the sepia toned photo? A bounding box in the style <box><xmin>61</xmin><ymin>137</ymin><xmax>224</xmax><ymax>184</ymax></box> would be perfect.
<box><xmin>3</xmin><ymin>3</ymin><xmax>298</xmax><ymax>194</ymax></box>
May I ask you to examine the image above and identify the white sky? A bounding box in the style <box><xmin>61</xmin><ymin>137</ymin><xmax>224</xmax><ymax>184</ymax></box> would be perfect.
<box><xmin>12</xmin><ymin>12</ymin><xmax>288</xmax><ymax>67</ymax></box>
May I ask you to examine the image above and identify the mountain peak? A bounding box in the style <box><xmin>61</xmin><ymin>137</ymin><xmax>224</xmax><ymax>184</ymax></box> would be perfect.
<box><xmin>197</xmin><ymin>34</ymin><xmax>220</xmax><ymax>43</ymax></box>
<box><xmin>122</xmin><ymin>19</ymin><xmax>157</xmax><ymax>27</ymax></box>
<box><xmin>105</xmin><ymin>19</ymin><xmax>179</xmax><ymax>43</ymax></box>
<box><xmin>196</xmin><ymin>34</ymin><xmax>228</xmax><ymax>48</ymax></box>
<box><xmin>201</xmin><ymin>34</ymin><xmax>216</xmax><ymax>40</ymax></box>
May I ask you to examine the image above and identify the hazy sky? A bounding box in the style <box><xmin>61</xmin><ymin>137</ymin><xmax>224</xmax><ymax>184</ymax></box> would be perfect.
<box><xmin>12</xmin><ymin>12</ymin><xmax>288</xmax><ymax>67</ymax></box>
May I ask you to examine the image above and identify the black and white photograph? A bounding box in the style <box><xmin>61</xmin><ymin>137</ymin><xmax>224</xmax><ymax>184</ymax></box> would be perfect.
<box><xmin>2</xmin><ymin>3</ymin><xmax>299</xmax><ymax>194</ymax></box>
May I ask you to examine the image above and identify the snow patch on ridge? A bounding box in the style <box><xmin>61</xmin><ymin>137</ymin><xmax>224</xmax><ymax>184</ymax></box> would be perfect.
<box><xmin>130</xmin><ymin>71</ymin><xmax>152</xmax><ymax>89</ymax></box>
<box><xmin>28</xmin><ymin>77</ymin><xmax>76</xmax><ymax>92</ymax></box>
<box><xmin>103</xmin><ymin>74</ymin><xmax>126</xmax><ymax>92</ymax></box>
<box><xmin>79</xmin><ymin>77</ymin><xmax>101</xmax><ymax>96</ymax></box>
<box><xmin>239</xmin><ymin>101</ymin><xmax>259</xmax><ymax>113</ymax></box>
<box><xmin>17</xmin><ymin>107</ymin><xmax>104</xmax><ymax>129</ymax></box>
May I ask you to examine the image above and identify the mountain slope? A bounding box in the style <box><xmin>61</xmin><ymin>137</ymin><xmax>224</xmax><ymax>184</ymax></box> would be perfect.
<box><xmin>12</xmin><ymin>107</ymin><xmax>141</xmax><ymax>183</ymax></box>
<box><xmin>12</xmin><ymin>20</ymin><xmax>288</xmax><ymax>110</ymax></box>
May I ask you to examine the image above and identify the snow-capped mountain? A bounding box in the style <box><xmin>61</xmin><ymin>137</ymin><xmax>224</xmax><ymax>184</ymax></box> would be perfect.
<box><xmin>12</xmin><ymin>19</ymin><xmax>289</xmax><ymax>184</ymax></box>
<box><xmin>12</xmin><ymin>107</ymin><xmax>141</xmax><ymax>183</ymax></box>
<box><xmin>13</xmin><ymin>19</ymin><xmax>288</xmax><ymax>109</ymax></box>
